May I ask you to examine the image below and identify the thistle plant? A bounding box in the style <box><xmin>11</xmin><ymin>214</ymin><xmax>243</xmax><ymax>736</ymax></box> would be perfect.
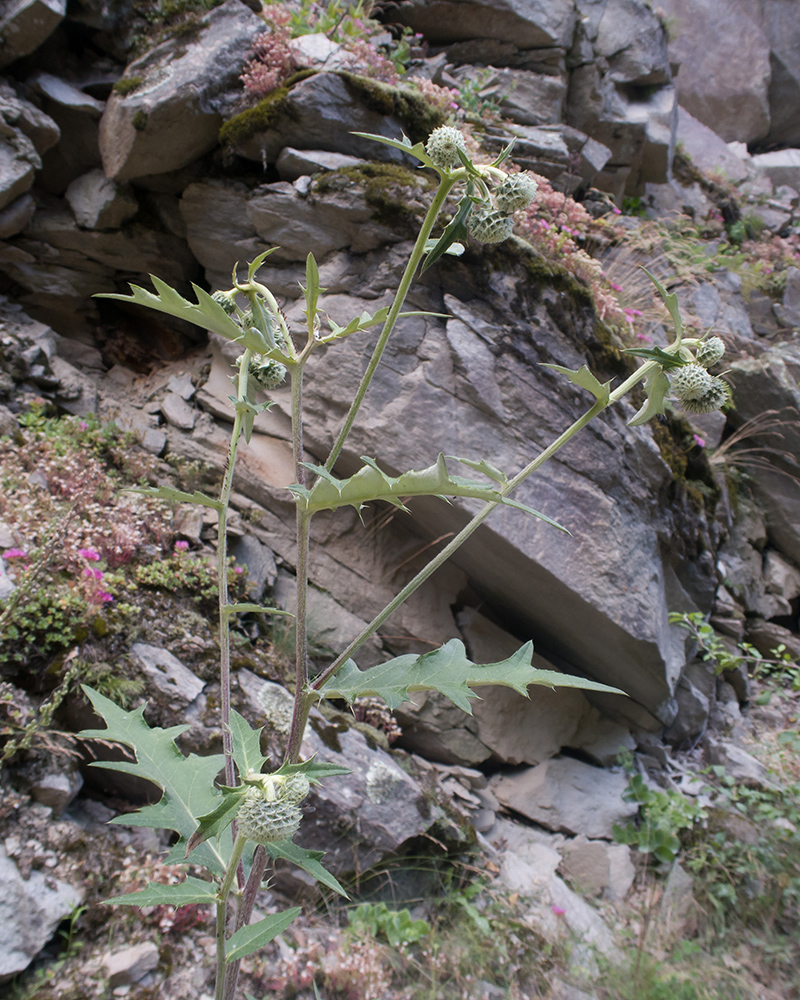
<box><xmin>76</xmin><ymin>127</ymin><xmax>730</xmax><ymax>999</ymax></box>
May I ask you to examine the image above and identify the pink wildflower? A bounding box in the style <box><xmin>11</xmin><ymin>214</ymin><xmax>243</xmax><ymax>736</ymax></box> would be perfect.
<box><xmin>3</xmin><ymin>548</ymin><xmax>27</xmax><ymax>559</ymax></box>
<box><xmin>96</xmin><ymin>592</ymin><xmax>114</xmax><ymax>604</ymax></box>
<box><xmin>609</xmin><ymin>282</ymin><xmax>623</xmax><ymax>292</ymax></box>
<box><xmin>174</xmin><ymin>540</ymin><xmax>190</xmax><ymax>551</ymax></box>
<box><xmin>551</xmin><ymin>905</ymin><xmax>566</xmax><ymax>916</ymax></box>
<box><xmin>234</xmin><ymin>566</ymin><xmax>244</xmax><ymax>574</ymax></box>
<box><xmin>83</xmin><ymin>567</ymin><xmax>104</xmax><ymax>580</ymax></box>
<box><xmin>611</xmin><ymin>205</ymin><xmax>622</xmax><ymax>215</ymax></box>
<box><xmin>693</xmin><ymin>434</ymin><xmax>706</xmax><ymax>448</ymax></box>
<box><xmin>624</xmin><ymin>307</ymin><xmax>643</xmax><ymax>318</ymax></box>
<box><xmin>78</xmin><ymin>548</ymin><xmax>101</xmax><ymax>560</ymax></box>
<box><xmin>79</xmin><ymin>421</ymin><xmax>89</xmax><ymax>430</ymax></box>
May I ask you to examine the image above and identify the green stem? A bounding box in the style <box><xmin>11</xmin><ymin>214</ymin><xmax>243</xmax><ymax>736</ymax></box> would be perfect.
<box><xmin>215</xmin><ymin>832</ymin><xmax>247</xmax><ymax>1000</ymax></box>
<box><xmin>324</xmin><ymin>175</ymin><xmax>456</xmax><ymax>473</ymax></box>
<box><xmin>219</xmin><ymin>350</ymin><xmax>252</xmax><ymax>788</ymax></box>
<box><xmin>312</xmin><ymin>361</ymin><xmax>660</xmax><ymax>691</ymax></box>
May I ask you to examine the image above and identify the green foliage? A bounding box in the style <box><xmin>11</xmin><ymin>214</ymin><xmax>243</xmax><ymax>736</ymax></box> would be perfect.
<box><xmin>613</xmin><ymin>773</ymin><xmax>705</xmax><ymax>864</ymax></box>
<box><xmin>347</xmin><ymin>902</ymin><xmax>431</xmax><ymax>947</ymax></box>
<box><xmin>685</xmin><ymin>768</ymin><xmax>800</xmax><ymax>936</ymax></box>
<box><xmin>456</xmin><ymin>68</ymin><xmax>502</xmax><ymax>118</ymax></box>
<box><xmin>319</xmin><ymin>638</ymin><xmax>624</xmax><ymax>712</ymax></box>
<box><xmin>134</xmin><ymin>550</ymin><xmax>249</xmax><ymax>608</ymax></box>
<box><xmin>1</xmin><ymin>584</ymin><xmax>89</xmax><ymax>667</ymax></box>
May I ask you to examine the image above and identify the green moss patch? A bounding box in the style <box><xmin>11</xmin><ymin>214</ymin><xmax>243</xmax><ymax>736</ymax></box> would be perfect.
<box><xmin>337</xmin><ymin>72</ymin><xmax>445</xmax><ymax>144</ymax></box>
<box><xmin>218</xmin><ymin>87</ymin><xmax>292</xmax><ymax>147</ymax></box>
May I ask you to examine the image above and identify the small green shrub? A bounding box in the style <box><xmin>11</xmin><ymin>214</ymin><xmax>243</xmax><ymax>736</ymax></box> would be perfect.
<box><xmin>613</xmin><ymin>773</ymin><xmax>705</xmax><ymax>864</ymax></box>
<box><xmin>346</xmin><ymin>902</ymin><xmax>430</xmax><ymax>948</ymax></box>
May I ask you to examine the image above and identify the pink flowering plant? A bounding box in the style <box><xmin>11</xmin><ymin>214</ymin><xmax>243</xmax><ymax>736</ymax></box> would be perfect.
<box><xmin>76</xmin><ymin>126</ymin><xmax>731</xmax><ymax>1000</ymax></box>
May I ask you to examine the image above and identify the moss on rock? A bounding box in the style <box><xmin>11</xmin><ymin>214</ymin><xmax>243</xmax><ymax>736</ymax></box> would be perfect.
<box><xmin>337</xmin><ymin>72</ymin><xmax>445</xmax><ymax>144</ymax></box>
<box><xmin>218</xmin><ymin>87</ymin><xmax>292</xmax><ymax>147</ymax></box>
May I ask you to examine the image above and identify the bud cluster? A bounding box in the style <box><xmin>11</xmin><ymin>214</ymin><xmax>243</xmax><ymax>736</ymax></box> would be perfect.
<box><xmin>670</xmin><ymin>336</ymin><xmax>729</xmax><ymax>415</ymax></box>
<box><xmin>237</xmin><ymin>773</ymin><xmax>310</xmax><ymax>845</ymax></box>
<box><xmin>247</xmin><ymin>353</ymin><xmax>287</xmax><ymax>390</ymax></box>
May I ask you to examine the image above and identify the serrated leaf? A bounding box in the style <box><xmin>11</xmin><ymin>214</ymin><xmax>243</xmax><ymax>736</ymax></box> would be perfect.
<box><xmin>624</xmin><ymin>346</ymin><xmax>687</xmax><ymax>371</ymax></box>
<box><xmin>78</xmin><ymin>687</ymin><xmax>229</xmax><ymax>875</ymax></box>
<box><xmin>628</xmin><ymin>368</ymin><xmax>671</xmax><ymax>427</ymax></box>
<box><xmin>303</xmin><ymin>252</ymin><xmax>323</xmax><ymax>323</ymax></box>
<box><xmin>106</xmin><ymin>875</ymin><xmax>218</xmax><ymax>908</ymax></box>
<box><xmin>447</xmin><ymin>455</ymin><xmax>507</xmax><ymax>484</ymax></box>
<box><xmin>351</xmin><ymin>131</ymin><xmax>435</xmax><ymax>169</ymax></box>
<box><xmin>226</xmin><ymin>908</ymin><xmax>302</xmax><ymax>963</ymax></box>
<box><xmin>318</xmin><ymin>639</ymin><xmax>624</xmax><ymax>712</ymax></box>
<box><xmin>290</xmin><ymin>453</ymin><xmax>566</xmax><ymax>531</ymax></box>
<box><xmin>490</xmin><ymin>138</ymin><xmax>516</xmax><ymax>168</ymax></box>
<box><xmin>228</xmin><ymin>709</ymin><xmax>268</xmax><ymax>777</ymax></box>
<box><xmin>95</xmin><ymin>277</ymin><xmax>269</xmax><ymax>351</ymax></box>
<box><xmin>186</xmin><ymin>788</ymin><xmax>246</xmax><ymax>856</ymax></box>
<box><xmin>322</xmin><ymin>308</ymin><xmax>441</xmax><ymax>343</ymax></box>
<box><xmin>247</xmin><ymin>247</ymin><xmax>280</xmax><ymax>281</ymax></box>
<box><xmin>124</xmin><ymin>485</ymin><xmax>221</xmax><ymax>510</ymax></box>
<box><xmin>641</xmin><ymin>266</ymin><xmax>684</xmax><ymax>343</ymax></box>
<box><xmin>221</xmin><ymin>603</ymin><xmax>291</xmax><ymax>618</ymax></box>
<box><xmin>541</xmin><ymin>364</ymin><xmax>611</xmax><ymax>405</ymax></box>
<box><xmin>272</xmin><ymin>758</ymin><xmax>351</xmax><ymax>782</ymax></box>
<box><xmin>421</xmin><ymin>195</ymin><xmax>473</xmax><ymax>274</ymax></box>
<box><xmin>265</xmin><ymin>842</ymin><xmax>348</xmax><ymax>898</ymax></box>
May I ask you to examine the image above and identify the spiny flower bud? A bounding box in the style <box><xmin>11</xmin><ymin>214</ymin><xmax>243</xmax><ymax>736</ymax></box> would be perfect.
<box><xmin>466</xmin><ymin>208</ymin><xmax>515</xmax><ymax>244</ymax></box>
<box><xmin>248</xmin><ymin>354</ymin><xmax>286</xmax><ymax>390</ymax></box>
<box><xmin>494</xmin><ymin>173</ymin><xmax>538</xmax><ymax>213</ymax></box>
<box><xmin>426</xmin><ymin>126</ymin><xmax>468</xmax><ymax>171</ymax></box>
<box><xmin>670</xmin><ymin>364</ymin><xmax>713</xmax><ymax>402</ymax></box>
<box><xmin>283</xmin><ymin>773</ymin><xmax>311</xmax><ymax>804</ymax></box>
<box><xmin>680</xmin><ymin>376</ymin><xmax>731</xmax><ymax>415</ymax></box>
<box><xmin>237</xmin><ymin>788</ymin><xmax>302</xmax><ymax>844</ymax></box>
<box><xmin>694</xmin><ymin>336</ymin><xmax>725</xmax><ymax>369</ymax></box>
<box><xmin>212</xmin><ymin>289</ymin><xmax>238</xmax><ymax>315</ymax></box>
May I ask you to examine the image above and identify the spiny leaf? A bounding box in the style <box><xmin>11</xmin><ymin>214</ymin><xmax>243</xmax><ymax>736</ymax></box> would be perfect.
<box><xmin>226</xmin><ymin>908</ymin><xmax>302</xmax><ymax>963</ymax></box>
<box><xmin>490</xmin><ymin>138</ymin><xmax>516</xmax><ymax>168</ymax></box>
<box><xmin>541</xmin><ymin>364</ymin><xmax>611</xmax><ymax>406</ymax></box>
<box><xmin>221</xmin><ymin>603</ymin><xmax>292</xmax><ymax>618</ymax></box>
<box><xmin>447</xmin><ymin>456</ymin><xmax>508</xmax><ymax>485</ymax></box>
<box><xmin>124</xmin><ymin>485</ymin><xmax>221</xmax><ymax>510</ymax></box>
<box><xmin>288</xmin><ymin>453</ymin><xmax>566</xmax><ymax>532</ymax></box>
<box><xmin>323</xmin><ymin>308</ymin><xmax>442</xmax><ymax>342</ymax></box>
<box><xmin>264</xmin><ymin>842</ymin><xmax>348</xmax><ymax>898</ymax></box>
<box><xmin>624</xmin><ymin>346</ymin><xmax>688</xmax><ymax>371</ymax></box>
<box><xmin>95</xmin><ymin>278</ymin><xmax>269</xmax><ymax>352</ymax></box>
<box><xmin>272</xmin><ymin>759</ymin><xmax>351</xmax><ymax>783</ymax></box>
<box><xmin>628</xmin><ymin>368</ymin><xmax>671</xmax><ymax>427</ymax></box>
<box><xmin>351</xmin><ymin>131</ymin><xmax>435</xmax><ymax>169</ymax></box>
<box><xmin>78</xmin><ymin>687</ymin><xmax>229</xmax><ymax>875</ymax></box>
<box><xmin>105</xmin><ymin>876</ymin><xmax>218</xmax><ymax>908</ymax></box>
<box><xmin>229</xmin><ymin>708</ymin><xmax>268</xmax><ymax>776</ymax></box>
<box><xmin>641</xmin><ymin>266</ymin><xmax>684</xmax><ymax>343</ymax></box>
<box><xmin>186</xmin><ymin>788</ymin><xmax>246</xmax><ymax>856</ymax></box>
<box><xmin>421</xmin><ymin>195</ymin><xmax>473</xmax><ymax>274</ymax></box>
<box><xmin>247</xmin><ymin>247</ymin><xmax>280</xmax><ymax>281</ymax></box>
<box><xmin>318</xmin><ymin>640</ymin><xmax>624</xmax><ymax>712</ymax></box>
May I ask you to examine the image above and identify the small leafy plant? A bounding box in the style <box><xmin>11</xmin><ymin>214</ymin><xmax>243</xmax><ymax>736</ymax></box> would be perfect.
<box><xmin>347</xmin><ymin>901</ymin><xmax>431</xmax><ymax>948</ymax></box>
<box><xmin>75</xmin><ymin>126</ymin><xmax>734</xmax><ymax>999</ymax></box>
<box><xmin>613</xmin><ymin>773</ymin><xmax>706</xmax><ymax>864</ymax></box>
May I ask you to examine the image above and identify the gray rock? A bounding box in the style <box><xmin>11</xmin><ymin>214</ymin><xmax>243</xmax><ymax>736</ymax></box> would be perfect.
<box><xmin>395</xmin><ymin>691</ymin><xmax>491</xmax><ymax>766</ymax></box>
<box><xmin>0</xmin><ymin>0</ymin><xmax>66</xmax><ymax>69</ymax></box>
<box><xmin>180</xmin><ymin>180</ymin><xmax>261</xmax><ymax>286</ymax></box>
<box><xmin>656</xmin><ymin>861</ymin><xmax>696</xmax><ymax>944</ymax></box>
<box><xmin>0</xmin><ymin>192</ymin><xmax>35</xmax><ymax>238</ymax></box>
<box><xmin>229</xmin><ymin>534</ymin><xmax>277</xmax><ymax>599</ymax></box>
<box><xmin>99</xmin><ymin>0</ymin><xmax>266</xmax><ymax>181</ymax></box>
<box><xmin>102</xmin><ymin>942</ymin><xmax>159</xmax><ymax>987</ymax></box>
<box><xmin>276</xmin><ymin>147</ymin><xmax>366</xmax><ymax>182</ymax></box>
<box><xmin>663</xmin><ymin>675</ymin><xmax>710</xmax><ymax>746</ymax></box>
<box><xmin>761</xmin><ymin>0</ymin><xmax>800</xmax><ymax>147</ymax></box>
<box><xmin>27</xmin><ymin>72</ymin><xmax>105</xmax><ymax>118</ymax></box>
<box><xmin>594</xmin><ymin>0</ymin><xmax>671</xmax><ymax>85</ymax></box>
<box><xmin>29</xmin><ymin>767</ymin><xmax>83</xmax><ymax>813</ymax></box>
<box><xmin>0</xmin><ymin>844</ymin><xmax>82</xmax><ymax>983</ymax></box>
<box><xmin>559</xmin><ymin>836</ymin><xmax>635</xmax><ymax>900</ymax></box>
<box><xmin>745</xmin><ymin>619</ymin><xmax>800</xmax><ymax>662</ymax></box>
<box><xmin>0</xmin><ymin>128</ymin><xmax>39</xmax><ymax>212</ymax></box>
<box><xmin>776</xmin><ymin>266</ymin><xmax>800</xmax><ymax>329</ymax></box>
<box><xmin>0</xmin><ymin>557</ymin><xmax>16</xmax><ymax>600</ymax></box>
<box><xmin>491</xmin><ymin>757</ymin><xmax>637</xmax><ymax>838</ymax></box>
<box><xmin>227</xmin><ymin>72</ymin><xmax>431</xmax><ymax>166</ymax></box>
<box><xmin>763</xmin><ymin>549</ymin><xmax>800</xmax><ymax>602</ymax></box>
<box><xmin>393</xmin><ymin>0</ymin><xmax>577</xmax><ymax>48</ymax></box>
<box><xmin>0</xmin><ymin>80</ymin><xmax>60</xmax><ymax>155</ymax></box>
<box><xmin>675</xmin><ymin>106</ymin><xmax>750</xmax><ymax>185</ymax></box>
<box><xmin>128</xmin><ymin>643</ymin><xmax>205</xmax><ymax>710</ymax></box>
<box><xmin>160</xmin><ymin>391</ymin><xmax>196</xmax><ymax>430</ymax></box>
<box><xmin>472</xmin><ymin>67</ymin><xmax>567</xmax><ymax>126</ymax></box>
<box><xmin>65</xmin><ymin>169</ymin><xmax>138</xmax><ymax>230</ymax></box>
<box><xmin>658</xmin><ymin>0</ymin><xmax>771</xmax><ymax>143</ymax></box>
<box><xmin>50</xmin><ymin>356</ymin><xmax>98</xmax><ymax>415</ymax></box>
<box><xmin>704</xmin><ymin>736</ymin><xmax>771</xmax><ymax>786</ymax></box>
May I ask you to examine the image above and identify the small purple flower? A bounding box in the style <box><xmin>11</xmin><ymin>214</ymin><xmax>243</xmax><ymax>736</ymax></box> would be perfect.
<box><xmin>609</xmin><ymin>282</ymin><xmax>623</xmax><ymax>292</ymax></box>
<box><xmin>551</xmin><ymin>905</ymin><xmax>566</xmax><ymax>916</ymax></box>
<box><xmin>624</xmin><ymin>307</ymin><xmax>643</xmax><ymax>318</ymax></box>
<box><xmin>79</xmin><ymin>421</ymin><xmax>89</xmax><ymax>430</ymax></box>
<box><xmin>97</xmin><ymin>591</ymin><xmax>114</xmax><ymax>604</ymax></box>
<box><xmin>78</xmin><ymin>548</ymin><xmax>101</xmax><ymax>561</ymax></box>
<box><xmin>83</xmin><ymin>567</ymin><xmax>104</xmax><ymax>580</ymax></box>
<box><xmin>3</xmin><ymin>548</ymin><xmax>27</xmax><ymax>559</ymax></box>
<box><xmin>611</xmin><ymin>205</ymin><xmax>622</xmax><ymax>215</ymax></box>
<box><xmin>174</xmin><ymin>540</ymin><xmax>190</xmax><ymax>551</ymax></box>
<box><xmin>693</xmin><ymin>434</ymin><xmax>706</xmax><ymax>448</ymax></box>
<box><xmin>234</xmin><ymin>566</ymin><xmax>244</xmax><ymax>574</ymax></box>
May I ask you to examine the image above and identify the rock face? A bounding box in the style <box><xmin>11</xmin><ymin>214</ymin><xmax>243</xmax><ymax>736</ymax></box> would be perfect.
<box><xmin>0</xmin><ymin>844</ymin><xmax>82</xmax><ymax>983</ymax></box>
<box><xmin>99</xmin><ymin>0</ymin><xmax>267</xmax><ymax>181</ymax></box>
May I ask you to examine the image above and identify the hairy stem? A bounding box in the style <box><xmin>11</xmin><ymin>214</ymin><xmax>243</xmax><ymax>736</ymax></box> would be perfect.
<box><xmin>219</xmin><ymin>350</ymin><xmax>252</xmax><ymax>789</ymax></box>
<box><xmin>215</xmin><ymin>832</ymin><xmax>247</xmax><ymax>1000</ymax></box>
<box><xmin>221</xmin><ymin>845</ymin><xmax>269</xmax><ymax>1000</ymax></box>
<box><xmin>324</xmin><ymin>175</ymin><xmax>456</xmax><ymax>473</ymax></box>
<box><xmin>312</xmin><ymin>361</ymin><xmax>660</xmax><ymax>690</ymax></box>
